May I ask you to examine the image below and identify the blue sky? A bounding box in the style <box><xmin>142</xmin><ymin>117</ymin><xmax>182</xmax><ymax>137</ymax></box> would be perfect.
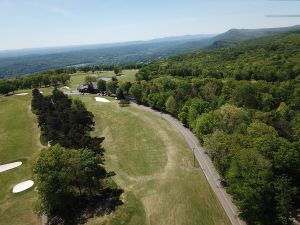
<box><xmin>0</xmin><ymin>0</ymin><xmax>299</xmax><ymax>50</ymax></box>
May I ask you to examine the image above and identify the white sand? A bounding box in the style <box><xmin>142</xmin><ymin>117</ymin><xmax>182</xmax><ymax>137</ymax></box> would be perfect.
<box><xmin>12</xmin><ymin>180</ymin><xmax>34</xmax><ymax>193</ymax></box>
<box><xmin>15</xmin><ymin>93</ymin><xmax>28</xmax><ymax>96</ymax></box>
<box><xmin>63</xmin><ymin>86</ymin><xmax>70</xmax><ymax>90</ymax></box>
<box><xmin>0</xmin><ymin>162</ymin><xmax>22</xmax><ymax>173</ymax></box>
<box><xmin>95</xmin><ymin>97</ymin><xmax>110</xmax><ymax>103</ymax></box>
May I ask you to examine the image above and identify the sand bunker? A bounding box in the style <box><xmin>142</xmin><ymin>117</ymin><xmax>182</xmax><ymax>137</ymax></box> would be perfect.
<box><xmin>12</xmin><ymin>180</ymin><xmax>34</xmax><ymax>193</ymax></box>
<box><xmin>15</xmin><ymin>93</ymin><xmax>28</xmax><ymax>96</ymax></box>
<box><xmin>95</xmin><ymin>97</ymin><xmax>110</xmax><ymax>103</ymax></box>
<box><xmin>0</xmin><ymin>162</ymin><xmax>22</xmax><ymax>173</ymax></box>
<box><xmin>63</xmin><ymin>86</ymin><xmax>70</xmax><ymax>90</ymax></box>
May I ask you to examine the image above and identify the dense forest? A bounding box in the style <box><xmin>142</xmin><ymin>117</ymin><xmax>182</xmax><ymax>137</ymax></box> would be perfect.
<box><xmin>130</xmin><ymin>31</ymin><xmax>300</xmax><ymax>225</ymax></box>
<box><xmin>0</xmin><ymin>68</ymin><xmax>73</xmax><ymax>95</ymax></box>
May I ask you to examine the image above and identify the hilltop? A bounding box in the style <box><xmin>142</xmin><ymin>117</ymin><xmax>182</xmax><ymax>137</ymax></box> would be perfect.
<box><xmin>0</xmin><ymin>24</ymin><xmax>299</xmax><ymax>78</ymax></box>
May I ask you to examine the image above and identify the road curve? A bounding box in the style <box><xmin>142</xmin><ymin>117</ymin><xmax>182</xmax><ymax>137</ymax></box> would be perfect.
<box><xmin>131</xmin><ymin>102</ymin><xmax>246</xmax><ymax>225</ymax></box>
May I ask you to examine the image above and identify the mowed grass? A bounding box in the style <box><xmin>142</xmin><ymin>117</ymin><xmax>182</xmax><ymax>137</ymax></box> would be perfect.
<box><xmin>0</xmin><ymin>91</ymin><xmax>41</xmax><ymax>225</ymax></box>
<box><xmin>73</xmin><ymin>95</ymin><xmax>231</xmax><ymax>225</ymax></box>
<box><xmin>0</xmin><ymin>69</ymin><xmax>230</xmax><ymax>225</ymax></box>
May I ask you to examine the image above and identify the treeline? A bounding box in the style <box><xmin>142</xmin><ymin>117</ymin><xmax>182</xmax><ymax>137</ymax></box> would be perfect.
<box><xmin>0</xmin><ymin>68</ymin><xmax>73</xmax><ymax>95</ymax></box>
<box><xmin>32</xmin><ymin>89</ymin><xmax>122</xmax><ymax>224</ymax></box>
<box><xmin>129</xmin><ymin>32</ymin><xmax>300</xmax><ymax>225</ymax></box>
<box><xmin>136</xmin><ymin>31</ymin><xmax>300</xmax><ymax>82</ymax></box>
<box><xmin>78</xmin><ymin>64</ymin><xmax>144</xmax><ymax>73</ymax></box>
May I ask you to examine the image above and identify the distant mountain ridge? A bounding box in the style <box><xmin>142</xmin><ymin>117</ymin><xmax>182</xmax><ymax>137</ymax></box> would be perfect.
<box><xmin>0</xmin><ymin>34</ymin><xmax>215</xmax><ymax>59</ymax></box>
<box><xmin>0</xmin><ymin>24</ymin><xmax>299</xmax><ymax>78</ymax></box>
<box><xmin>208</xmin><ymin>24</ymin><xmax>300</xmax><ymax>48</ymax></box>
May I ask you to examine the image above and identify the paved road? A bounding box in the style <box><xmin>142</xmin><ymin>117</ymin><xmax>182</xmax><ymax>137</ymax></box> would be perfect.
<box><xmin>131</xmin><ymin>102</ymin><xmax>246</xmax><ymax>225</ymax></box>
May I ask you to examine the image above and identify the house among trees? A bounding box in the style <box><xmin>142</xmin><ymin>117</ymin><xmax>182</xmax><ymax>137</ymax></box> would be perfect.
<box><xmin>78</xmin><ymin>82</ymin><xmax>98</xmax><ymax>93</ymax></box>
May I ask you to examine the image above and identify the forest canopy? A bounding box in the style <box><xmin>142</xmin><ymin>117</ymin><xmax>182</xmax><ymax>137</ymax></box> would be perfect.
<box><xmin>129</xmin><ymin>31</ymin><xmax>300</xmax><ymax>225</ymax></box>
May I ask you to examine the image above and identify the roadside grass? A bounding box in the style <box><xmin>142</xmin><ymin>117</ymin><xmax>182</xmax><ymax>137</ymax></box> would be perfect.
<box><xmin>75</xmin><ymin>95</ymin><xmax>231</xmax><ymax>225</ymax></box>
<box><xmin>0</xmin><ymin>92</ymin><xmax>41</xmax><ymax>225</ymax></box>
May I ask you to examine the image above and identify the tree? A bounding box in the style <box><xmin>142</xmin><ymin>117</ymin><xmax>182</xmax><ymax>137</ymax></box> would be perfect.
<box><xmin>274</xmin><ymin>176</ymin><xmax>297</xmax><ymax>225</ymax></box>
<box><xmin>114</xmin><ymin>67</ymin><xmax>122</xmax><ymax>75</ymax></box>
<box><xmin>0</xmin><ymin>81</ymin><xmax>16</xmax><ymax>95</ymax></box>
<box><xmin>106</xmin><ymin>81</ymin><xmax>118</xmax><ymax>95</ymax></box>
<box><xmin>204</xmin><ymin>130</ymin><xmax>248</xmax><ymax>176</ymax></box>
<box><xmin>97</xmin><ymin>79</ymin><xmax>106</xmax><ymax>94</ymax></box>
<box><xmin>194</xmin><ymin>111</ymin><xmax>220</xmax><ymax>142</ymax></box>
<box><xmin>165</xmin><ymin>95</ymin><xmax>177</xmax><ymax>115</ymax></box>
<box><xmin>34</xmin><ymin>145</ymin><xmax>107</xmax><ymax>219</ymax></box>
<box><xmin>129</xmin><ymin>82</ymin><xmax>143</xmax><ymax>103</ymax></box>
<box><xmin>226</xmin><ymin>149</ymin><xmax>272</xmax><ymax>224</ymax></box>
<box><xmin>119</xmin><ymin>81</ymin><xmax>132</xmax><ymax>95</ymax></box>
<box><xmin>218</xmin><ymin>104</ymin><xmax>249</xmax><ymax>133</ymax></box>
<box><xmin>116</xmin><ymin>88</ymin><xmax>125</xmax><ymax>100</ymax></box>
<box><xmin>31</xmin><ymin>88</ymin><xmax>43</xmax><ymax>113</ymax></box>
<box><xmin>232</xmin><ymin>81</ymin><xmax>258</xmax><ymax>109</ymax></box>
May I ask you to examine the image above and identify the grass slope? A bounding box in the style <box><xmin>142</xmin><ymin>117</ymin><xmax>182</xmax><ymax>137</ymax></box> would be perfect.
<box><xmin>0</xmin><ymin>70</ymin><xmax>230</xmax><ymax>225</ymax></box>
<box><xmin>75</xmin><ymin>95</ymin><xmax>230</xmax><ymax>225</ymax></box>
<box><xmin>0</xmin><ymin>92</ymin><xmax>41</xmax><ymax>225</ymax></box>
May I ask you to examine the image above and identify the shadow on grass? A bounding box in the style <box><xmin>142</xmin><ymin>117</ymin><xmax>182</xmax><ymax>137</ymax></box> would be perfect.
<box><xmin>47</xmin><ymin>188</ymin><xmax>123</xmax><ymax>225</ymax></box>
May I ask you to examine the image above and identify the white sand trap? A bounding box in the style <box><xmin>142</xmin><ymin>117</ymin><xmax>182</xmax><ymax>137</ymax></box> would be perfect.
<box><xmin>15</xmin><ymin>93</ymin><xmax>28</xmax><ymax>96</ymax></box>
<box><xmin>95</xmin><ymin>97</ymin><xmax>110</xmax><ymax>103</ymax></box>
<box><xmin>63</xmin><ymin>86</ymin><xmax>70</xmax><ymax>90</ymax></box>
<box><xmin>0</xmin><ymin>161</ymin><xmax>22</xmax><ymax>173</ymax></box>
<box><xmin>12</xmin><ymin>180</ymin><xmax>34</xmax><ymax>193</ymax></box>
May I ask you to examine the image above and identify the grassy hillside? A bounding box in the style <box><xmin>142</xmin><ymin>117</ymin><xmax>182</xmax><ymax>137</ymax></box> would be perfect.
<box><xmin>76</xmin><ymin>95</ymin><xmax>230</xmax><ymax>225</ymax></box>
<box><xmin>0</xmin><ymin>92</ymin><xmax>41</xmax><ymax>225</ymax></box>
<box><xmin>68</xmin><ymin>72</ymin><xmax>230</xmax><ymax>225</ymax></box>
<box><xmin>0</xmin><ymin>70</ymin><xmax>231</xmax><ymax>225</ymax></box>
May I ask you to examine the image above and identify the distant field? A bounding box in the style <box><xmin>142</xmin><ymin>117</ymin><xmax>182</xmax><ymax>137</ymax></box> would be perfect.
<box><xmin>0</xmin><ymin>92</ymin><xmax>41</xmax><ymax>225</ymax></box>
<box><xmin>73</xmin><ymin>94</ymin><xmax>230</xmax><ymax>225</ymax></box>
<box><xmin>69</xmin><ymin>69</ymin><xmax>138</xmax><ymax>89</ymax></box>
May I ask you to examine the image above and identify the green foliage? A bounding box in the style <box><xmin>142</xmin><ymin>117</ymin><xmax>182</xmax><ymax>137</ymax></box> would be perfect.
<box><xmin>129</xmin><ymin>82</ymin><xmax>143</xmax><ymax>104</ymax></box>
<box><xmin>129</xmin><ymin>31</ymin><xmax>300</xmax><ymax>225</ymax></box>
<box><xmin>136</xmin><ymin>31</ymin><xmax>300</xmax><ymax>82</ymax></box>
<box><xmin>165</xmin><ymin>95</ymin><xmax>176</xmax><ymax>115</ymax></box>
<box><xmin>32</xmin><ymin>89</ymin><xmax>104</xmax><ymax>153</ymax></box>
<box><xmin>0</xmin><ymin>69</ymin><xmax>71</xmax><ymax>96</ymax></box>
<box><xmin>33</xmin><ymin>145</ymin><xmax>108</xmax><ymax>222</ymax></box>
<box><xmin>97</xmin><ymin>79</ymin><xmax>107</xmax><ymax>93</ymax></box>
<box><xmin>106</xmin><ymin>80</ymin><xmax>118</xmax><ymax>95</ymax></box>
<box><xmin>116</xmin><ymin>88</ymin><xmax>125</xmax><ymax>100</ymax></box>
<box><xmin>31</xmin><ymin>89</ymin><xmax>122</xmax><ymax>223</ymax></box>
<box><xmin>226</xmin><ymin>149</ymin><xmax>272</xmax><ymax>224</ymax></box>
<box><xmin>114</xmin><ymin>67</ymin><xmax>122</xmax><ymax>75</ymax></box>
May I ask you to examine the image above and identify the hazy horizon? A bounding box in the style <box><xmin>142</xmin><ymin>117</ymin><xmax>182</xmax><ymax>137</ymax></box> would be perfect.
<box><xmin>1</xmin><ymin>0</ymin><xmax>300</xmax><ymax>51</ymax></box>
